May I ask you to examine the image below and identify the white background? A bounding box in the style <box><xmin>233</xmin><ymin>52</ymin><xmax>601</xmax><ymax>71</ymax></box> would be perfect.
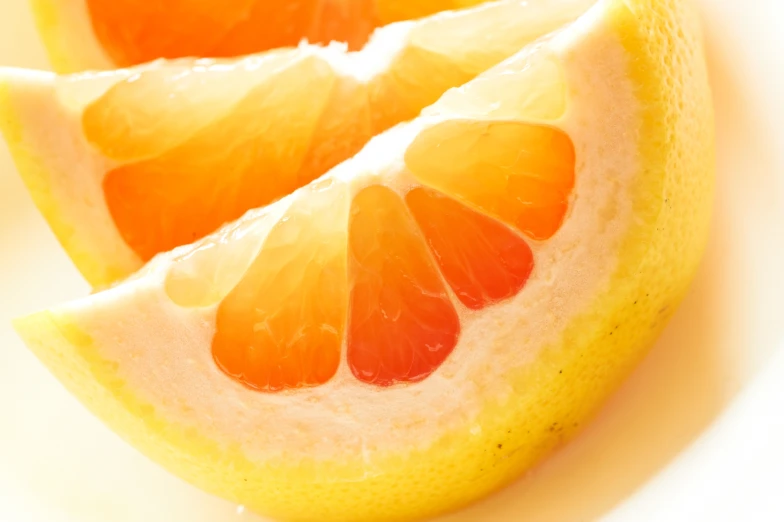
<box><xmin>0</xmin><ymin>0</ymin><xmax>783</xmax><ymax>520</ymax></box>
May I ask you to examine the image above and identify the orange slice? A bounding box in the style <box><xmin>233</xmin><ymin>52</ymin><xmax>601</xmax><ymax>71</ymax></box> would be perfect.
<box><xmin>1</xmin><ymin>0</ymin><xmax>592</xmax><ymax>287</ymax></box>
<box><xmin>13</xmin><ymin>0</ymin><xmax>714</xmax><ymax>520</ymax></box>
<box><xmin>33</xmin><ymin>0</ymin><xmax>491</xmax><ymax>72</ymax></box>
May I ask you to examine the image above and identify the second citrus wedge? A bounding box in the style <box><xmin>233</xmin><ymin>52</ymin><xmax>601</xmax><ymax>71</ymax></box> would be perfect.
<box><xmin>1</xmin><ymin>0</ymin><xmax>592</xmax><ymax>287</ymax></box>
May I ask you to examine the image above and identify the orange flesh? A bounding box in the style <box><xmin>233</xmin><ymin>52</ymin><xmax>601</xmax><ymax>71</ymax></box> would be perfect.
<box><xmin>85</xmin><ymin>0</ymin><xmax>485</xmax><ymax>67</ymax></box>
<box><xmin>207</xmin><ymin>121</ymin><xmax>575</xmax><ymax>391</ymax></box>
<box><xmin>212</xmin><ymin>183</ymin><xmax>349</xmax><ymax>392</ymax></box>
<box><xmin>347</xmin><ymin>185</ymin><xmax>460</xmax><ymax>386</ymax></box>
<box><xmin>405</xmin><ymin>121</ymin><xmax>576</xmax><ymax>240</ymax></box>
<box><xmin>88</xmin><ymin>47</ymin><xmax>468</xmax><ymax>261</ymax></box>
<box><xmin>405</xmin><ymin>187</ymin><xmax>534</xmax><ymax>310</ymax></box>
<box><xmin>87</xmin><ymin>0</ymin><xmax>378</xmax><ymax>66</ymax></box>
<box><xmin>95</xmin><ymin>58</ymin><xmax>382</xmax><ymax>261</ymax></box>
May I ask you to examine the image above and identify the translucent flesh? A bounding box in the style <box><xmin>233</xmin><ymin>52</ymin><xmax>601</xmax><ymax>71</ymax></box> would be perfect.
<box><xmin>404</xmin><ymin>121</ymin><xmax>575</xmax><ymax>240</ymax></box>
<box><xmin>101</xmin><ymin>56</ymin><xmax>343</xmax><ymax>261</ymax></box>
<box><xmin>81</xmin><ymin>1</ymin><xmax>585</xmax><ymax>264</ymax></box>
<box><xmin>85</xmin><ymin>0</ymin><xmax>486</xmax><ymax>66</ymax></box>
<box><xmin>405</xmin><ymin>187</ymin><xmax>534</xmax><ymax>310</ymax></box>
<box><xmin>81</xmin><ymin>50</ymin><xmax>301</xmax><ymax>162</ymax></box>
<box><xmin>88</xmin><ymin>52</ymin><xmax>462</xmax><ymax>261</ymax></box>
<box><xmin>212</xmin><ymin>180</ymin><xmax>349</xmax><ymax>392</ymax></box>
<box><xmin>424</xmin><ymin>50</ymin><xmax>567</xmax><ymax>121</ymax></box>
<box><xmin>347</xmin><ymin>185</ymin><xmax>460</xmax><ymax>386</ymax></box>
<box><xmin>364</xmin><ymin>46</ymin><xmax>474</xmax><ymax>134</ymax></box>
<box><xmin>164</xmin><ymin>205</ymin><xmax>287</xmax><ymax>309</ymax></box>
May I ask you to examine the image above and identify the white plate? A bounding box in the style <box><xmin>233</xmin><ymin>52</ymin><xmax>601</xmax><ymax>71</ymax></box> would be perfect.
<box><xmin>1</xmin><ymin>1</ymin><xmax>783</xmax><ymax>520</ymax></box>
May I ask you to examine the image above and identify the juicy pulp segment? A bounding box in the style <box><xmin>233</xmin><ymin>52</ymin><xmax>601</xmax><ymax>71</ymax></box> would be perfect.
<box><xmin>347</xmin><ymin>185</ymin><xmax>460</xmax><ymax>386</ymax></box>
<box><xmin>84</xmin><ymin>49</ymin><xmax>470</xmax><ymax>262</ymax></box>
<box><xmin>405</xmin><ymin>121</ymin><xmax>576</xmax><ymax>240</ymax></box>
<box><xmin>100</xmin><ymin>56</ymin><xmax>341</xmax><ymax>261</ymax></box>
<box><xmin>212</xmin><ymin>180</ymin><xmax>349</xmax><ymax>392</ymax></box>
<box><xmin>163</xmin><ymin>207</ymin><xmax>284</xmax><ymax>309</ymax></box>
<box><xmin>425</xmin><ymin>50</ymin><xmax>567</xmax><ymax>122</ymax></box>
<box><xmin>85</xmin><ymin>0</ymin><xmax>487</xmax><ymax>66</ymax></box>
<box><xmin>81</xmin><ymin>51</ymin><xmax>300</xmax><ymax>162</ymax></box>
<box><xmin>296</xmin><ymin>75</ymin><xmax>375</xmax><ymax>185</ymax></box>
<box><xmin>405</xmin><ymin>187</ymin><xmax>534</xmax><ymax>309</ymax></box>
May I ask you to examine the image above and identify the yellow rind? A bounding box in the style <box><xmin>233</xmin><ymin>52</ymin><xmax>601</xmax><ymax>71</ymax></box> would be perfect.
<box><xmin>31</xmin><ymin>0</ymin><xmax>113</xmax><ymax>73</ymax></box>
<box><xmin>0</xmin><ymin>78</ymin><xmax>135</xmax><ymax>286</ymax></box>
<box><xmin>14</xmin><ymin>0</ymin><xmax>714</xmax><ymax>520</ymax></box>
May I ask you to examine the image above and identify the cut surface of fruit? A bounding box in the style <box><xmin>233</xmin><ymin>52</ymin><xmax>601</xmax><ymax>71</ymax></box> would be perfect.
<box><xmin>1</xmin><ymin>0</ymin><xmax>594</xmax><ymax>287</ymax></box>
<box><xmin>213</xmin><ymin>179</ymin><xmax>349</xmax><ymax>392</ymax></box>
<box><xmin>347</xmin><ymin>185</ymin><xmax>460</xmax><ymax>386</ymax></box>
<box><xmin>406</xmin><ymin>187</ymin><xmax>535</xmax><ymax>310</ymax></box>
<box><xmin>13</xmin><ymin>0</ymin><xmax>714</xmax><ymax>521</ymax></box>
<box><xmin>34</xmin><ymin>0</ymin><xmax>490</xmax><ymax>71</ymax></box>
<box><xmin>407</xmin><ymin>121</ymin><xmax>576</xmax><ymax>240</ymax></box>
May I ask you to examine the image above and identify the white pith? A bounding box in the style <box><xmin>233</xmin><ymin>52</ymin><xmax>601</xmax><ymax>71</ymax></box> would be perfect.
<box><xmin>30</xmin><ymin>1</ymin><xmax>640</xmax><ymax>464</ymax></box>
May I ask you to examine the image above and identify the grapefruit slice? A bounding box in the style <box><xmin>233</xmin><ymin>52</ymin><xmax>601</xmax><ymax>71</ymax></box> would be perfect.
<box><xmin>1</xmin><ymin>0</ymin><xmax>592</xmax><ymax>288</ymax></box>
<box><xmin>33</xmin><ymin>0</ymin><xmax>492</xmax><ymax>72</ymax></box>
<box><xmin>14</xmin><ymin>0</ymin><xmax>714</xmax><ymax>520</ymax></box>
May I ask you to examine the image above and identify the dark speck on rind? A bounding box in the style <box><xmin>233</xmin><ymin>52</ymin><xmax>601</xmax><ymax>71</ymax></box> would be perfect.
<box><xmin>497</xmin><ymin>444</ymin><xmax>503</xmax><ymax>449</ymax></box>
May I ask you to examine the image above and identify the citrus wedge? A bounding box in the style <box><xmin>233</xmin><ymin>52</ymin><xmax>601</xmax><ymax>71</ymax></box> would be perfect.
<box><xmin>1</xmin><ymin>0</ymin><xmax>592</xmax><ymax>288</ymax></box>
<box><xmin>32</xmin><ymin>0</ymin><xmax>496</xmax><ymax>72</ymax></box>
<box><xmin>14</xmin><ymin>0</ymin><xmax>714</xmax><ymax>520</ymax></box>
